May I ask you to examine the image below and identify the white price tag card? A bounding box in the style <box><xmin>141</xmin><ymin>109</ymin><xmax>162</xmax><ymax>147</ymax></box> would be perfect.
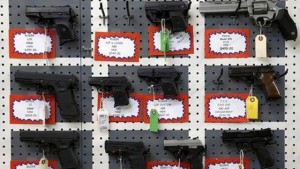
<box><xmin>9</xmin><ymin>29</ymin><xmax>56</xmax><ymax>59</ymax></box>
<box><xmin>94</xmin><ymin>32</ymin><xmax>140</xmax><ymax>62</ymax></box>
<box><xmin>144</xmin><ymin>94</ymin><xmax>189</xmax><ymax>123</ymax></box>
<box><xmin>10</xmin><ymin>160</ymin><xmax>57</xmax><ymax>169</ymax></box>
<box><xmin>206</xmin><ymin>158</ymin><xmax>249</xmax><ymax>169</ymax></box>
<box><xmin>147</xmin><ymin>161</ymin><xmax>190</xmax><ymax>169</ymax></box>
<box><xmin>148</xmin><ymin>26</ymin><xmax>194</xmax><ymax>56</ymax></box>
<box><xmin>10</xmin><ymin>95</ymin><xmax>56</xmax><ymax>124</ymax></box>
<box><xmin>205</xmin><ymin>29</ymin><xmax>250</xmax><ymax>58</ymax></box>
<box><xmin>205</xmin><ymin>93</ymin><xmax>249</xmax><ymax>123</ymax></box>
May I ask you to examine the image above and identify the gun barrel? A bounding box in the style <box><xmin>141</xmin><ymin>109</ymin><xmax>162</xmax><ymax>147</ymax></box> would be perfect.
<box><xmin>88</xmin><ymin>76</ymin><xmax>129</xmax><ymax>87</ymax></box>
<box><xmin>228</xmin><ymin>66</ymin><xmax>274</xmax><ymax>77</ymax></box>
<box><xmin>20</xmin><ymin>131</ymin><xmax>79</xmax><ymax>142</ymax></box>
<box><xmin>145</xmin><ymin>1</ymin><xmax>188</xmax><ymax>11</ymax></box>
<box><xmin>222</xmin><ymin>128</ymin><xmax>273</xmax><ymax>143</ymax></box>
<box><xmin>137</xmin><ymin>67</ymin><xmax>180</xmax><ymax>78</ymax></box>
<box><xmin>164</xmin><ymin>139</ymin><xmax>202</xmax><ymax>148</ymax></box>
<box><xmin>199</xmin><ymin>1</ymin><xmax>248</xmax><ymax>14</ymax></box>
<box><xmin>14</xmin><ymin>71</ymin><xmax>78</xmax><ymax>85</ymax></box>
<box><xmin>26</xmin><ymin>6</ymin><xmax>72</xmax><ymax>19</ymax></box>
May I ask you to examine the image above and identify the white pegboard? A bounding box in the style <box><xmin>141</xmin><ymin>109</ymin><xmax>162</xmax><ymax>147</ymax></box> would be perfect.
<box><xmin>0</xmin><ymin>0</ymin><xmax>299</xmax><ymax>169</ymax></box>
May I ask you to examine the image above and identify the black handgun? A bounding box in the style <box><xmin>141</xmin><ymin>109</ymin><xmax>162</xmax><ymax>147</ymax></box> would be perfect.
<box><xmin>25</xmin><ymin>6</ymin><xmax>76</xmax><ymax>46</ymax></box>
<box><xmin>222</xmin><ymin>128</ymin><xmax>274</xmax><ymax>169</ymax></box>
<box><xmin>228</xmin><ymin>66</ymin><xmax>285</xmax><ymax>100</ymax></box>
<box><xmin>164</xmin><ymin>139</ymin><xmax>205</xmax><ymax>169</ymax></box>
<box><xmin>105</xmin><ymin>140</ymin><xmax>147</xmax><ymax>169</ymax></box>
<box><xmin>14</xmin><ymin>71</ymin><xmax>79</xmax><ymax>119</ymax></box>
<box><xmin>145</xmin><ymin>1</ymin><xmax>190</xmax><ymax>32</ymax></box>
<box><xmin>88</xmin><ymin>76</ymin><xmax>131</xmax><ymax>107</ymax></box>
<box><xmin>137</xmin><ymin>67</ymin><xmax>180</xmax><ymax>97</ymax></box>
<box><xmin>20</xmin><ymin>131</ymin><xmax>79</xmax><ymax>169</ymax></box>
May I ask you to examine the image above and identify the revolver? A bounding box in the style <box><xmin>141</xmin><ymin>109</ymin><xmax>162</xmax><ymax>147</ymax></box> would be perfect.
<box><xmin>26</xmin><ymin>6</ymin><xmax>76</xmax><ymax>46</ymax></box>
<box><xmin>14</xmin><ymin>71</ymin><xmax>79</xmax><ymax>119</ymax></box>
<box><xmin>105</xmin><ymin>140</ymin><xmax>147</xmax><ymax>169</ymax></box>
<box><xmin>199</xmin><ymin>0</ymin><xmax>297</xmax><ymax>40</ymax></box>
<box><xmin>145</xmin><ymin>1</ymin><xmax>190</xmax><ymax>32</ymax></box>
<box><xmin>164</xmin><ymin>139</ymin><xmax>205</xmax><ymax>169</ymax></box>
<box><xmin>228</xmin><ymin>65</ymin><xmax>285</xmax><ymax>100</ymax></box>
<box><xmin>222</xmin><ymin>128</ymin><xmax>274</xmax><ymax>169</ymax></box>
<box><xmin>20</xmin><ymin>131</ymin><xmax>79</xmax><ymax>169</ymax></box>
<box><xmin>137</xmin><ymin>67</ymin><xmax>181</xmax><ymax>97</ymax></box>
<box><xmin>88</xmin><ymin>76</ymin><xmax>131</xmax><ymax>107</ymax></box>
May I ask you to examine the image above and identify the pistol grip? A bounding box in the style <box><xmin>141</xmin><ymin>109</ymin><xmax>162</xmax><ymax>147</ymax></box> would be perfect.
<box><xmin>260</xmin><ymin>72</ymin><xmax>281</xmax><ymax>100</ymax></box>
<box><xmin>56</xmin><ymin>24</ymin><xmax>75</xmax><ymax>46</ymax></box>
<box><xmin>161</xmin><ymin>78</ymin><xmax>178</xmax><ymax>97</ymax></box>
<box><xmin>169</xmin><ymin>11</ymin><xmax>187</xmax><ymax>32</ymax></box>
<box><xmin>129</xmin><ymin>154</ymin><xmax>146</xmax><ymax>169</ymax></box>
<box><xmin>112</xmin><ymin>87</ymin><xmax>129</xmax><ymax>107</ymax></box>
<box><xmin>276</xmin><ymin>9</ymin><xmax>297</xmax><ymax>41</ymax></box>
<box><xmin>54</xmin><ymin>86</ymin><xmax>79</xmax><ymax>119</ymax></box>
<box><xmin>252</xmin><ymin>142</ymin><xmax>274</xmax><ymax>168</ymax></box>
<box><xmin>57</xmin><ymin>147</ymin><xmax>79</xmax><ymax>169</ymax></box>
<box><xmin>189</xmin><ymin>155</ymin><xmax>203</xmax><ymax>169</ymax></box>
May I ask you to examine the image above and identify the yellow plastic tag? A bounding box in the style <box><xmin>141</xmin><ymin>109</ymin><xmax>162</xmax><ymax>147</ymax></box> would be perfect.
<box><xmin>246</xmin><ymin>96</ymin><xmax>259</xmax><ymax>119</ymax></box>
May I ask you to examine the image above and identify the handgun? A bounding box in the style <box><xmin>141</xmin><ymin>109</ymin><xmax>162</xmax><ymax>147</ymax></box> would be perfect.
<box><xmin>26</xmin><ymin>6</ymin><xmax>76</xmax><ymax>46</ymax></box>
<box><xmin>164</xmin><ymin>139</ymin><xmax>205</xmax><ymax>169</ymax></box>
<box><xmin>137</xmin><ymin>67</ymin><xmax>181</xmax><ymax>97</ymax></box>
<box><xmin>88</xmin><ymin>76</ymin><xmax>131</xmax><ymax>107</ymax></box>
<box><xmin>14</xmin><ymin>71</ymin><xmax>79</xmax><ymax>119</ymax></box>
<box><xmin>145</xmin><ymin>1</ymin><xmax>190</xmax><ymax>32</ymax></box>
<box><xmin>222</xmin><ymin>128</ymin><xmax>274</xmax><ymax>168</ymax></box>
<box><xmin>228</xmin><ymin>65</ymin><xmax>284</xmax><ymax>100</ymax></box>
<box><xmin>20</xmin><ymin>131</ymin><xmax>79</xmax><ymax>169</ymax></box>
<box><xmin>105</xmin><ymin>140</ymin><xmax>147</xmax><ymax>169</ymax></box>
<box><xmin>199</xmin><ymin>0</ymin><xmax>297</xmax><ymax>40</ymax></box>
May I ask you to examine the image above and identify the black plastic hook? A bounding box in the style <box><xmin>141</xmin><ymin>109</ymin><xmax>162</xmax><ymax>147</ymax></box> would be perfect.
<box><xmin>99</xmin><ymin>2</ymin><xmax>109</xmax><ymax>25</ymax></box>
<box><xmin>123</xmin><ymin>1</ymin><xmax>134</xmax><ymax>26</ymax></box>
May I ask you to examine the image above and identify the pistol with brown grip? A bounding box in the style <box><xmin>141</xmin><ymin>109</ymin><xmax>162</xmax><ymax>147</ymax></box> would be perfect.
<box><xmin>228</xmin><ymin>66</ymin><xmax>282</xmax><ymax>100</ymax></box>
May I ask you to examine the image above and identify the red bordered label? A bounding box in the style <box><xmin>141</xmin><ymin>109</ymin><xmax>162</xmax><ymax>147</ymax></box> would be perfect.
<box><xmin>10</xmin><ymin>160</ymin><xmax>57</xmax><ymax>169</ymax></box>
<box><xmin>10</xmin><ymin>94</ymin><xmax>56</xmax><ymax>124</ymax></box>
<box><xmin>97</xmin><ymin>93</ymin><xmax>144</xmax><ymax>122</ymax></box>
<box><xmin>147</xmin><ymin>161</ymin><xmax>190</xmax><ymax>169</ymax></box>
<box><xmin>9</xmin><ymin>29</ymin><xmax>56</xmax><ymax>59</ymax></box>
<box><xmin>205</xmin><ymin>29</ymin><xmax>250</xmax><ymax>58</ymax></box>
<box><xmin>94</xmin><ymin>32</ymin><xmax>140</xmax><ymax>62</ymax></box>
<box><xmin>205</xmin><ymin>158</ymin><xmax>250</xmax><ymax>169</ymax></box>
<box><xmin>143</xmin><ymin>94</ymin><xmax>189</xmax><ymax>123</ymax></box>
<box><xmin>205</xmin><ymin>93</ymin><xmax>248</xmax><ymax>123</ymax></box>
<box><xmin>148</xmin><ymin>26</ymin><xmax>194</xmax><ymax>56</ymax></box>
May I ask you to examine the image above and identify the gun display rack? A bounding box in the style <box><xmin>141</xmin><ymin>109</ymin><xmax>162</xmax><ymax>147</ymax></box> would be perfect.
<box><xmin>0</xmin><ymin>0</ymin><xmax>298</xmax><ymax>168</ymax></box>
<box><xmin>205</xmin><ymin>65</ymin><xmax>286</xmax><ymax>122</ymax></box>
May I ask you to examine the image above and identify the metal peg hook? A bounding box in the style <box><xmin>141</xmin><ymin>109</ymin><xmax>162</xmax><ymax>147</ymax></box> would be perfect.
<box><xmin>99</xmin><ymin>2</ymin><xmax>109</xmax><ymax>25</ymax></box>
<box><xmin>123</xmin><ymin>1</ymin><xmax>134</xmax><ymax>26</ymax></box>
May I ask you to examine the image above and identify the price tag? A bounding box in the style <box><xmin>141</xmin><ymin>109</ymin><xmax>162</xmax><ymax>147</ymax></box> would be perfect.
<box><xmin>98</xmin><ymin>108</ymin><xmax>109</xmax><ymax>132</ymax></box>
<box><xmin>150</xmin><ymin>109</ymin><xmax>159</xmax><ymax>132</ymax></box>
<box><xmin>255</xmin><ymin>35</ymin><xmax>267</xmax><ymax>58</ymax></box>
<box><xmin>39</xmin><ymin>156</ymin><xmax>49</xmax><ymax>169</ymax></box>
<box><xmin>160</xmin><ymin>29</ymin><xmax>170</xmax><ymax>52</ymax></box>
<box><xmin>246</xmin><ymin>96</ymin><xmax>259</xmax><ymax>119</ymax></box>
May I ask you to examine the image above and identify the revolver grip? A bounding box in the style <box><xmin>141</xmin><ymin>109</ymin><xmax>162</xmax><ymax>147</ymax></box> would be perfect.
<box><xmin>252</xmin><ymin>142</ymin><xmax>274</xmax><ymax>168</ymax></box>
<box><xmin>260</xmin><ymin>72</ymin><xmax>281</xmax><ymax>99</ymax></box>
<box><xmin>56</xmin><ymin>24</ymin><xmax>75</xmax><ymax>46</ymax></box>
<box><xmin>169</xmin><ymin>11</ymin><xmax>187</xmax><ymax>32</ymax></box>
<box><xmin>111</xmin><ymin>86</ymin><xmax>129</xmax><ymax>107</ymax></box>
<box><xmin>54</xmin><ymin>86</ymin><xmax>79</xmax><ymax>119</ymax></box>
<box><xmin>57</xmin><ymin>147</ymin><xmax>79</xmax><ymax>169</ymax></box>
<box><xmin>161</xmin><ymin>77</ymin><xmax>178</xmax><ymax>97</ymax></box>
<box><xmin>276</xmin><ymin>9</ymin><xmax>297</xmax><ymax>41</ymax></box>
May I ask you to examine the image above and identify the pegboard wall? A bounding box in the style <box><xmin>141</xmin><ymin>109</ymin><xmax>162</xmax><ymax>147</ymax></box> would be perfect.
<box><xmin>0</xmin><ymin>0</ymin><xmax>299</xmax><ymax>169</ymax></box>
